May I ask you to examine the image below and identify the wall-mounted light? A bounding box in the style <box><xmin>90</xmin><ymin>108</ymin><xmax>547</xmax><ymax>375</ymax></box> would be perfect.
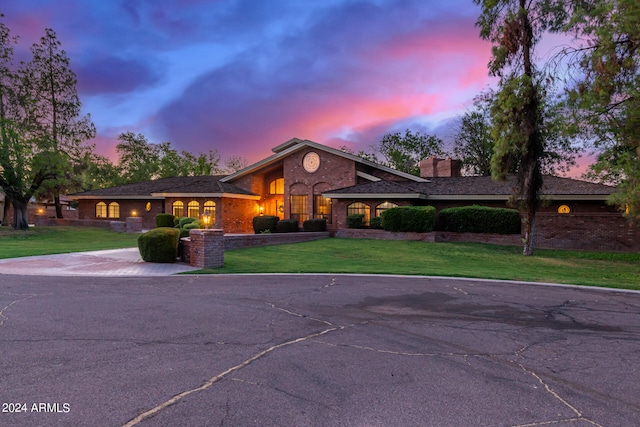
<box><xmin>131</xmin><ymin>210</ymin><xmax>138</xmax><ymax>217</ymax></box>
<box><xmin>259</xmin><ymin>205</ymin><xmax>264</xmax><ymax>216</ymax></box>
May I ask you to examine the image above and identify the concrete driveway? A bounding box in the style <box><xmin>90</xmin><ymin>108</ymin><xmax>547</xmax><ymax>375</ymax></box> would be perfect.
<box><xmin>1</xmin><ymin>273</ymin><xmax>639</xmax><ymax>426</ymax></box>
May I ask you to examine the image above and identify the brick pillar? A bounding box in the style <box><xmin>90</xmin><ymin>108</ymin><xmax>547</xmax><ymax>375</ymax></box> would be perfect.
<box><xmin>189</xmin><ymin>229</ymin><xmax>224</xmax><ymax>269</ymax></box>
<box><xmin>126</xmin><ymin>216</ymin><xmax>143</xmax><ymax>233</ymax></box>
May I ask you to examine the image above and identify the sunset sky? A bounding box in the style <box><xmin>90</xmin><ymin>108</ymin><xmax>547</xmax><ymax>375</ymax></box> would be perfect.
<box><xmin>1</xmin><ymin>0</ymin><xmax>590</xmax><ymax>175</ymax></box>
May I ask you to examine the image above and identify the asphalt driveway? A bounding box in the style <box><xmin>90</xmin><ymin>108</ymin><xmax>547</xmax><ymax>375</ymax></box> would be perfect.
<box><xmin>1</xmin><ymin>273</ymin><xmax>639</xmax><ymax>426</ymax></box>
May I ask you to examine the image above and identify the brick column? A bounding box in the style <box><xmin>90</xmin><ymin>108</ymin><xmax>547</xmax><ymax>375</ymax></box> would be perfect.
<box><xmin>126</xmin><ymin>216</ymin><xmax>143</xmax><ymax>233</ymax></box>
<box><xmin>189</xmin><ymin>229</ymin><xmax>224</xmax><ymax>269</ymax></box>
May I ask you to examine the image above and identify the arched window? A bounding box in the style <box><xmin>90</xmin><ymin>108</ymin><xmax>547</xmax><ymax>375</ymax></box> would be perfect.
<box><xmin>376</xmin><ymin>201</ymin><xmax>398</xmax><ymax>217</ymax></box>
<box><xmin>187</xmin><ymin>200</ymin><xmax>200</xmax><ymax>218</ymax></box>
<box><xmin>108</xmin><ymin>202</ymin><xmax>120</xmax><ymax>219</ymax></box>
<box><xmin>172</xmin><ymin>201</ymin><xmax>184</xmax><ymax>217</ymax></box>
<box><xmin>95</xmin><ymin>202</ymin><xmax>107</xmax><ymax>218</ymax></box>
<box><xmin>203</xmin><ymin>201</ymin><xmax>216</xmax><ymax>222</ymax></box>
<box><xmin>269</xmin><ymin>178</ymin><xmax>284</xmax><ymax>195</ymax></box>
<box><xmin>347</xmin><ymin>202</ymin><xmax>370</xmax><ymax>226</ymax></box>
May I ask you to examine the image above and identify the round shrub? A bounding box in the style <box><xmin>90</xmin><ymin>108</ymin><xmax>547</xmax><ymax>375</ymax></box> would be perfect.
<box><xmin>183</xmin><ymin>220</ymin><xmax>203</xmax><ymax>230</ymax></box>
<box><xmin>381</xmin><ymin>206</ymin><xmax>436</xmax><ymax>232</ymax></box>
<box><xmin>369</xmin><ymin>216</ymin><xmax>382</xmax><ymax>229</ymax></box>
<box><xmin>179</xmin><ymin>217</ymin><xmax>198</xmax><ymax>228</ymax></box>
<box><xmin>155</xmin><ymin>213</ymin><xmax>175</xmax><ymax>228</ymax></box>
<box><xmin>303</xmin><ymin>218</ymin><xmax>327</xmax><ymax>232</ymax></box>
<box><xmin>137</xmin><ymin>227</ymin><xmax>180</xmax><ymax>263</ymax></box>
<box><xmin>346</xmin><ymin>214</ymin><xmax>365</xmax><ymax>229</ymax></box>
<box><xmin>438</xmin><ymin>205</ymin><xmax>521</xmax><ymax>234</ymax></box>
<box><xmin>252</xmin><ymin>215</ymin><xmax>279</xmax><ymax>234</ymax></box>
<box><xmin>276</xmin><ymin>219</ymin><xmax>299</xmax><ymax>233</ymax></box>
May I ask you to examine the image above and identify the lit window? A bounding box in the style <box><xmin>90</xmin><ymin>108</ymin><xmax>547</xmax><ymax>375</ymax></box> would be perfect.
<box><xmin>270</xmin><ymin>178</ymin><xmax>284</xmax><ymax>195</ymax></box>
<box><xmin>204</xmin><ymin>201</ymin><xmax>216</xmax><ymax>223</ymax></box>
<box><xmin>557</xmin><ymin>204</ymin><xmax>571</xmax><ymax>214</ymax></box>
<box><xmin>347</xmin><ymin>202</ymin><xmax>370</xmax><ymax>226</ymax></box>
<box><xmin>376</xmin><ymin>201</ymin><xmax>398</xmax><ymax>217</ymax></box>
<box><xmin>145</xmin><ymin>202</ymin><xmax>152</xmax><ymax>212</ymax></box>
<box><xmin>188</xmin><ymin>200</ymin><xmax>199</xmax><ymax>218</ymax></box>
<box><xmin>172</xmin><ymin>201</ymin><xmax>184</xmax><ymax>217</ymax></box>
<box><xmin>290</xmin><ymin>195</ymin><xmax>309</xmax><ymax>223</ymax></box>
<box><xmin>314</xmin><ymin>195</ymin><xmax>332</xmax><ymax>224</ymax></box>
<box><xmin>96</xmin><ymin>202</ymin><xmax>107</xmax><ymax>218</ymax></box>
<box><xmin>108</xmin><ymin>202</ymin><xmax>120</xmax><ymax>218</ymax></box>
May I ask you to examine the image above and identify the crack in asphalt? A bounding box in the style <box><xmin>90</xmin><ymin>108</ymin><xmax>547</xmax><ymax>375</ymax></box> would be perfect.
<box><xmin>0</xmin><ymin>292</ymin><xmax>36</xmax><ymax>327</ymax></box>
<box><xmin>121</xmin><ymin>299</ymin><xmax>344</xmax><ymax>427</ymax></box>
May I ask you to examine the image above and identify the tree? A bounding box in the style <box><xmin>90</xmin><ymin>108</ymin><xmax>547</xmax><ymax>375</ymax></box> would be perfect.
<box><xmin>223</xmin><ymin>155</ymin><xmax>248</xmax><ymax>174</ymax></box>
<box><xmin>116</xmin><ymin>132</ymin><xmax>160</xmax><ymax>184</ymax></box>
<box><xmin>558</xmin><ymin>0</ymin><xmax>640</xmax><ymax>222</ymax></box>
<box><xmin>377</xmin><ymin>129</ymin><xmax>444</xmax><ymax>176</ymax></box>
<box><xmin>21</xmin><ymin>28</ymin><xmax>95</xmax><ymax>218</ymax></box>
<box><xmin>0</xmin><ymin>17</ymin><xmax>59</xmax><ymax>230</ymax></box>
<box><xmin>476</xmin><ymin>0</ymin><xmax>557</xmax><ymax>255</ymax></box>
<box><xmin>454</xmin><ymin>91</ymin><xmax>495</xmax><ymax>176</ymax></box>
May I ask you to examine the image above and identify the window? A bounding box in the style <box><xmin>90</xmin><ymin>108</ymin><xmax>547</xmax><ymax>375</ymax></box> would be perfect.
<box><xmin>108</xmin><ymin>202</ymin><xmax>120</xmax><ymax>218</ymax></box>
<box><xmin>314</xmin><ymin>196</ymin><xmax>332</xmax><ymax>223</ymax></box>
<box><xmin>188</xmin><ymin>200</ymin><xmax>200</xmax><ymax>218</ymax></box>
<box><xmin>172</xmin><ymin>201</ymin><xmax>184</xmax><ymax>217</ymax></box>
<box><xmin>96</xmin><ymin>202</ymin><xmax>107</xmax><ymax>218</ymax></box>
<box><xmin>269</xmin><ymin>178</ymin><xmax>284</xmax><ymax>195</ymax></box>
<box><xmin>376</xmin><ymin>201</ymin><xmax>398</xmax><ymax>217</ymax></box>
<box><xmin>290</xmin><ymin>195</ymin><xmax>309</xmax><ymax>223</ymax></box>
<box><xmin>347</xmin><ymin>202</ymin><xmax>370</xmax><ymax>226</ymax></box>
<box><xmin>145</xmin><ymin>202</ymin><xmax>152</xmax><ymax>212</ymax></box>
<box><xmin>203</xmin><ymin>201</ymin><xmax>216</xmax><ymax>223</ymax></box>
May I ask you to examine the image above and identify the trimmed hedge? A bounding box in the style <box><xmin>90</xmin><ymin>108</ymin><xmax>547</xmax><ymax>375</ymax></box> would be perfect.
<box><xmin>276</xmin><ymin>219</ymin><xmax>299</xmax><ymax>233</ymax></box>
<box><xmin>137</xmin><ymin>227</ymin><xmax>180</xmax><ymax>263</ymax></box>
<box><xmin>369</xmin><ymin>216</ymin><xmax>382</xmax><ymax>229</ymax></box>
<box><xmin>252</xmin><ymin>215</ymin><xmax>279</xmax><ymax>233</ymax></box>
<box><xmin>179</xmin><ymin>217</ymin><xmax>198</xmax><ymax>228</ymax></box>
<box><xmin>156</xmin><ymin>214</ymin><xmax>175</xmax><ymax>228</ymax></box>
<box><xmin>438</xmin><ymin>205</ymin><xmax>521</xmax><ymax>234</ymax></box>
<box><xmin>346</xmin><ymin>214</ymin><xmax>365</xmax><ymax>229</ymax></box>
<box><xmin>303</xmin><ymin>218</ymin><xmax>327</xmax><ymax>232</ymax></box>
<box><xmin>381</xmin><ymin>206</ymin><xmax>436</xmax><ymax>232</ymax></box>
<box><xmin>183</xmin><ymin>220</ymin><xmax>202</xmax><ymax>230</ymax></box>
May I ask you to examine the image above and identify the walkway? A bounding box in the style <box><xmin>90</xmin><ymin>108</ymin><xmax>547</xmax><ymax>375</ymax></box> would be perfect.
<box><xmin>0</xmin><ymin>248</ymin><xmax>198</xmax><ymax>276</ymax></box>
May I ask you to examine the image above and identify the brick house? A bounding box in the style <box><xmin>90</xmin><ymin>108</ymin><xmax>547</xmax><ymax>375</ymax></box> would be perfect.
<box><xmin>71</xmin><ymin>138</ymin><xmax>639</xmax><ymax>250</ymax></box>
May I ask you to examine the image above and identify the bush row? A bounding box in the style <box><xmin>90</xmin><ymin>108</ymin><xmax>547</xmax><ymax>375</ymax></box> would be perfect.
<box><xmin>346</xmin><ymin>205</ymin><xmax>521</xmax><ymax>235</ymax></box>
<box><xmin>438</xmin><ymin>205</ymin><xmax>521</xmax><ymax>234</ymax></box>
<box><xmin>252</xmin><ymin>216</ymin><xmax>327</xmax><ymax>233</ymax></box>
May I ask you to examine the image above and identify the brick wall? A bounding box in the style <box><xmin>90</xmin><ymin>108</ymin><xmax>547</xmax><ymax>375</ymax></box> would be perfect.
<box><xmin>78</xmin><ymin>199</ymin><xmax>163</xmax><ymax>230</ymax></box>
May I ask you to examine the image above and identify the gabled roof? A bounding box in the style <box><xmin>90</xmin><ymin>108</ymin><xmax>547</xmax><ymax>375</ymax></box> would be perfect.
<box><xmin>323</xmin><ymin>175</ymin><xmax>615</xmax><ymax>201</ymax></box>
<box><xmin>72</xmin><ymin>175</ymin><xmax>259</xmax><ymax>200</ymax></box>
<box><xmin>221</xmin><ymin>138</ymin><xmax>428</xmax><ymax>183</ymax></box>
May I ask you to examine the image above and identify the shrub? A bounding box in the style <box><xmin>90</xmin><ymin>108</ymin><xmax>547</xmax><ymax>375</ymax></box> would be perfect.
<box><xmin>381</xmin><ymin>206</ymin><xmax>436</xmax><ymax>232</ymax></box>
<box><xmin>438</xmin><ymin>205</ymin><xmax>521</xmax><ymax>234</ymax></box>
<box><xmin>303</xmin><ymin>218</ymin><xmax>327</xmax><ymax>232</ymax></box>
<box><xmin>155</xmin><ymin>214</ymin><xmax>175</xmax><ymax>228</ymax></box>
<box><xmin>369</xmin><ymin>216</ymin><xmax>382</xmax><ymax>229</ymax></box>
<box><xmin>346</xmin><ymin>214</ymin><xmax>365</xmax><ymax>229</ymax></box>
<box><xmin>183</xmin><ymin>220</ymin><xmax>202</xmax><ymax>230</ymax></box>
<box><xmin>137</xmin><ymin>227</ymin><xmax>180</xmax><ymax>263</ymax></box>
<box><xmin>173</xmin><ymin>217</ymin><xmax>182</xmax><ymax>227</ymax></box>
<box><xmin>252</xmin><ymin>215</ymin><xmax>279</xmax><ymax>234</ymax></box>
<box><xmin>179</xmin><ymin>217</ymin><xmax>198</xmax><ymax>228</ymax></box>
<box><xmin>276</xmin><ymin>219</ymin><xmax>299</xmax><ymax>233</ymax></box>
<box><xmin>178</xmin><ymin>228</ymin><xmax>191</xmax><ymax>239</ymax></box>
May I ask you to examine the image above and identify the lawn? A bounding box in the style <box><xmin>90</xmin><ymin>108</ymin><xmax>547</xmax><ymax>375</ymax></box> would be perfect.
<box><xmin>0</xmin><ymin>226</ymin><xmax>139</xmax><ymax>258</ymax></box>
<box><xmin>0</xmin><ymin>227</ymin><xmax>638</xmax><ymax>290</ymax></box>
<box><xmin>202</xmin><ymin>238</ymin><xmax>640</xmax><ymax>290</ymax></box>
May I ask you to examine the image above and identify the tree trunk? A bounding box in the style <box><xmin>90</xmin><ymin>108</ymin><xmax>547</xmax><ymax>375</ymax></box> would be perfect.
<box><xmin>11</xmin><ymin>198</ymin><xmax>29</xmax><ymax>230</ymax></box>
<box><xmin>522</xmin><ymin>213</ymin><xmax>535</xmax><ymax>256</ymax></box>
<box><xmin>2</xmin><ymin>195</ymin><xmax>11</xmax><ymax>226</ymax></box>
<box><xmin>54</xmin><ymin>193</ymin><xmax>63</xmax><ymax>218</ymax></box>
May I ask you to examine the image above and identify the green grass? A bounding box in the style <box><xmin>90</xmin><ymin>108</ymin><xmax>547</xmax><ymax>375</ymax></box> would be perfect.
<box><xmin>0</xmin><ymin>226</ymin><xmax>139</xmax><ymax>258</ymax></box>
<box><xmin>198</xmin><ymin>238</ymin><xmax>640</xmax><ymax>290</ymax></box>
<box><xmin>1</xmin><ymin>228</ymin><xmax>638</xmax><ymax>290</ymax></box>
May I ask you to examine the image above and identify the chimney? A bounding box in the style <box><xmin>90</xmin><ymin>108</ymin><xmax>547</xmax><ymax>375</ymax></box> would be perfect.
<box><xmin>419</xmin><ymin>157</ymin><xmax>462</xmax><ymax>178</ymax></box>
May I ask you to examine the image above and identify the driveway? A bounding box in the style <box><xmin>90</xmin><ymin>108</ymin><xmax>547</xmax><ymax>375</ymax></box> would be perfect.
<box><xmin>1</xmin><ymin>273</ymin><xmax>638</xmax><ymax>426</ymax></box>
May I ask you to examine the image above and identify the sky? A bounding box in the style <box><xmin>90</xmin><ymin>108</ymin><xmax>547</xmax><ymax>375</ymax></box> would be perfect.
<box><xmin>1</xmin><ymin>0</ymin><xmax>591</xmax><ymax>175</ymax></box>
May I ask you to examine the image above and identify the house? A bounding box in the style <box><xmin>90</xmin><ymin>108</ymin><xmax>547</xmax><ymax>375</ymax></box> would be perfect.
<box><xmin>71</xmin><ymin>138</ymin><xmax>639</xmax><ymax>251</ymax></box>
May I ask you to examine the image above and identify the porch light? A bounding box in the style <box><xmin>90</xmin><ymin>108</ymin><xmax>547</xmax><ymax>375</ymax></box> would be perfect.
<box><xmin>202</xmin><ymin>210</ymin><xmax>212</xmax><ymax>229</ymax></box>
<box><xmin>259</xmin><ymin>205</ymin><xmax>264</xmax><ymax>216</ymax></box>
<box><xmin>131</xmin><ymin>210</ymin><xmax>138</xmax><ymax>217</ymax></box>
<box><xmin>37</xmin><ymin>208</ymin><xmax>45</xmax><ymax>215</ymax></box>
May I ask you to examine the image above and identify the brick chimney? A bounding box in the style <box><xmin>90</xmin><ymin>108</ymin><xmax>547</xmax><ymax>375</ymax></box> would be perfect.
<box><xmin>419</xmin><ymin>157</ymin><xmax>462</xmax><ymax>178</ymax></box>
